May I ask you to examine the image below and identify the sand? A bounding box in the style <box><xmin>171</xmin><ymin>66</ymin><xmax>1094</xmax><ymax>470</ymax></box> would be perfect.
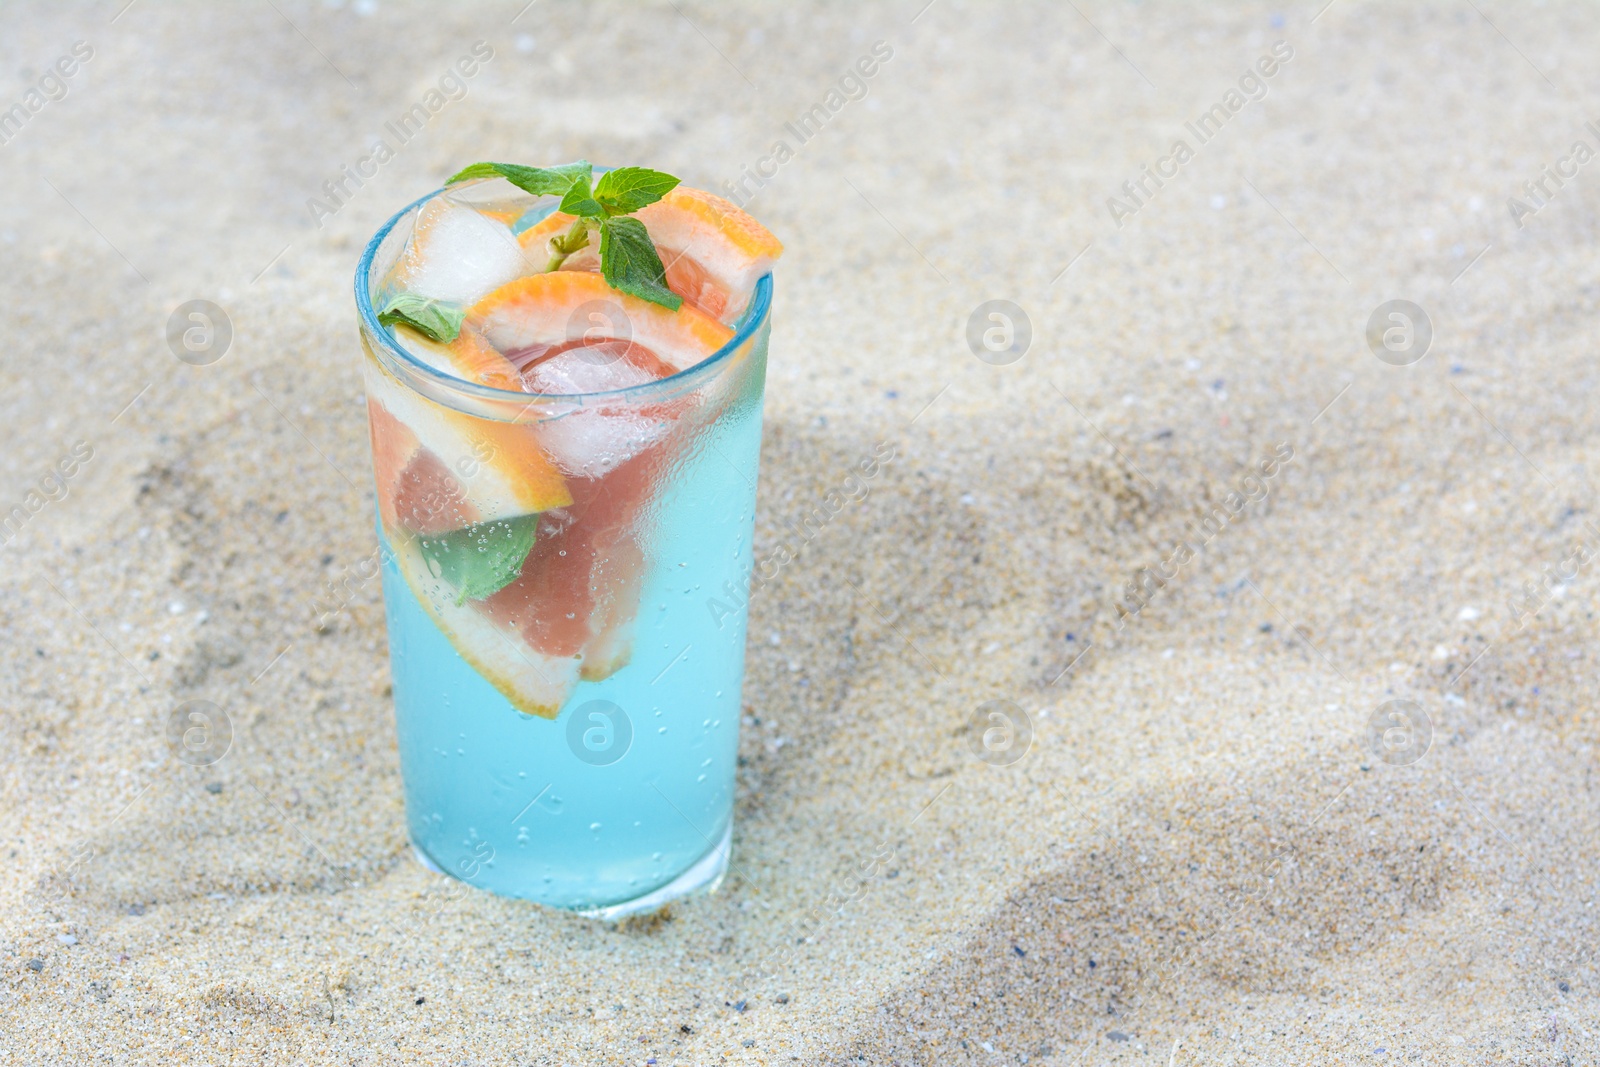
<box><xmin>2</xmin><ymin>1</ymin><xmax>1598</xmax><ymax>1063</ymax></box>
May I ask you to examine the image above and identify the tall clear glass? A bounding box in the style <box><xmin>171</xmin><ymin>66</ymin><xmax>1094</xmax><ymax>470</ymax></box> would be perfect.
<box><xmin>355</xmin><ymin>189</ymin><xmax>770</xmax><ymax>918</ymax></box>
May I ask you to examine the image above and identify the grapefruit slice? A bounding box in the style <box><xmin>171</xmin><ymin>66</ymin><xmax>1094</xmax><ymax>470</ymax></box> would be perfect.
<box><xmin>390</xmin><ymin>531</ymin><xmax>581</xmax><ymax>718</ymax></box>
<box><xmin>390</xmin><ymin>321</ymin><xmax>525</xmax><ymax>392</ymax></box>
<box><xmin>517</xmin><ymin>186</ymin><xmax>782</xmax><ymax>324</ymax></box>
<box><xmin>469</xmin><ymin>271</ymin><xmax>734</xmax><ymax>373</ymax></box>
<box><xmin>364</xmin><ymin>329</ymin><xmax>570</xmax><ymax>535</ymax></box>
<box><xmin>479</xmin><ymin>448</ymin><xmax>660</xmax><ymax>684</ymax></box>
<box><xmin>366</xmin><ymin>329</ymin><xmax>581</xmax><ymax>716</ymax></box>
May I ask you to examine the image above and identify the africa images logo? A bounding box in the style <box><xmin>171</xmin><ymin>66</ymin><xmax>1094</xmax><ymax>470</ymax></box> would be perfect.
<box><xmin>1106</xmin><ymin>41</ymin><xmax>1294</xmax><ymax>227</ymax></box>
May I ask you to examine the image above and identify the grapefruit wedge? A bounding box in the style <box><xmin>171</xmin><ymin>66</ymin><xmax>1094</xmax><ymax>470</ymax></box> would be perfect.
<box><xmin>478</xmin><ymin>450</ymin><xmax>655</xmax><ymax>684</ymax></box>
<box><xmin>389</xmin><ymin>531</ymin><xmax>582</xmax><ymax>718</ymax></box>
<box><xmin>365</xmin><ymin>328</ymin><xmax>570</xmax><ymax>535</ymax></box>
<box><xmin>517</xmin><ymin>186</ymin><xmax>782</xmax><ymax>324</ymax></box>
<box><xmin>469</xmin><ymin>271</ymin><xmax>734</xmax><ymax>373</ymax></box>
<box><xmin>365</xmin><ymin>327</ymin><xmax>578</xmax><ymax>716</ymax></box>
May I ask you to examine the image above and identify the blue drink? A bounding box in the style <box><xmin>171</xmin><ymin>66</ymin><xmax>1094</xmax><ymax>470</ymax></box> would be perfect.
<box><xmin>356</xmin><ymin>181</ymin><xmax>775</xmax><ymax>916</ymax></box>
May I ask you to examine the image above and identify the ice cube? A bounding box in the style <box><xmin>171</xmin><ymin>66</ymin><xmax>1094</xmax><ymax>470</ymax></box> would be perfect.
<box><xmin>389</xmin><ymin>195</ymin><xmax>531</xmax><ymax>307</ymax></box>
<box><xmin>533</xmin><ymin>405</ymin><xmax>674</xmax><ymax>479</ymax></box>
<box><xmin>522</xmin><ymin>345</ymin><xmax>675</xmax><ymax>478</ymax></box>
<box><xmin>521</xmin><ymin>343</ymin><xmax>658</xmax><ymax>395</ymax></box>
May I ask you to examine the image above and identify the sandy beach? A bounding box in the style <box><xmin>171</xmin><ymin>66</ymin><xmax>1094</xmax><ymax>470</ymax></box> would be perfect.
<box><xmin>2</xmin><ymin>1</ymin><xmax>1598</xmax><ymax>1063</ymax></box>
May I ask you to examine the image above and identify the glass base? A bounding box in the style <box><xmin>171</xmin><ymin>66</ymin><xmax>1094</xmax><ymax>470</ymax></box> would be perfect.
<box><xmin>409</xmin><ymin>822</ymin><xmax>732</xmax><ymax>921</ymax></box>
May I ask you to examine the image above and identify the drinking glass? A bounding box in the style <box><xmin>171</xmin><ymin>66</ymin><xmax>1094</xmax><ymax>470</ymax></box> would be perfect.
<box><xmin>355</xmin><ymin>188</ymin><xmax>771</xmax><ymax>917</ymax></box>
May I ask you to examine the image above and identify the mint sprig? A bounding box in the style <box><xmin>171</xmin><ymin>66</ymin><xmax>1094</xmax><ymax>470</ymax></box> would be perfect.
<box><xmin>418</xmin><ymin>513</ymin><xmax>539</xmax><ymax>604</ymax></box>
<box><xmin>446</xmin><ymin>160</ymin><xmax>683</xmax><ymax>311</ymax></box>
<box><xmin>378</xmin><ymin>292</ymin><xmax>465</xmax><ymax>344</ymax></box>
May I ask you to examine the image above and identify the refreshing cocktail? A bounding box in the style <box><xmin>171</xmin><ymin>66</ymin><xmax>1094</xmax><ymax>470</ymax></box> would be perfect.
<box><xmin>355</xmin><ymin>162</ymin><xmax>780</xmax><ymax>916</ymax></box>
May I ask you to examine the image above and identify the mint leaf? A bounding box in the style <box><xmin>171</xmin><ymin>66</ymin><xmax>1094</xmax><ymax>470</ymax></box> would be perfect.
<box><xmin>599</xmin><ymin>216</ymin><xmax>683</xmax><ymax>310</ymax></box>
<box><xmin>558</xmin><ymin>173</ymin><xmax>605</xmax><ymax>218</ymax></box>
<box><xmin>594</xmin><ymin>167</ymin><xmax>680</xmax><ymax>216</ymax></box>
<box><xmin>446</xmin><ymin>161</ymin><xmax>592</xmax><ymax>198</ymax></box>
<box><xmin>378</xmin><ymin>292</ymin><xmax>465</xmax><ymax>344</ymax></box>
<box><xmin>418</xmin><ymin>513</ymin><xmax>540</xmax><ymax>604</ymax></box>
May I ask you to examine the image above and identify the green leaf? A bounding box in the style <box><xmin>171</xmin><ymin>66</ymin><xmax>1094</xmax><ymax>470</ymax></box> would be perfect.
<box><xmin>594</xmin><ymin>167</ymin><xmax>680</xmax><ymax>216</ymax></box>
<box><xmin>377</xmin><ymin>292</ymin><xmax>465</xmax><ymax>344</ymax></box>
<box><xmin>599</xmin><ymin>216</ymin><xmax>683</xmax><ymax>310</ymax></box>
<box><xmin>558</xmin><ymin>173</ymin><xmax>605</xmax><ymax>218</ymax></box>
<box><xmin>446</xmin><ymin>161</ymin><xmax>592</xmax><ymax>198</ymax></box>
<box><xmin>418</xmin><ymin>513</ymin><xmax>540</xmax><ymax>604</ymax></box>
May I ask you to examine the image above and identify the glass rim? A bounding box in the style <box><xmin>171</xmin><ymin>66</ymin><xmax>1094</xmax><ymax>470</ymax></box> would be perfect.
<box><xmin>354</xmin><ymin>183</ymin><xmax>773</xmax><ymax>408</ymax></box>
